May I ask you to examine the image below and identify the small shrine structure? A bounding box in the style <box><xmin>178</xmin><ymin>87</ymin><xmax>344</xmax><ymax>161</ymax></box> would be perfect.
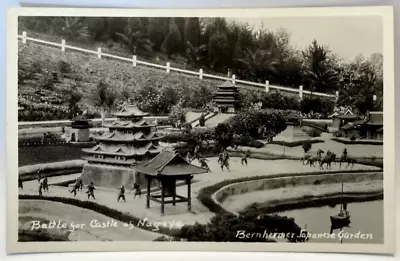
<box><xmin>135</xmin><ymin>150</ymin><xmax>207</xmax><ymax>215</ymax></box>
<box><xmin>69</xmin><ymin>115</ymin><xmax>92</xmax><ymax>142</ymax></box>
<box><xmin>80</xmin><ymin>105</ymin><xmax>163</xmax><ymax>188</ymax></box>
<box><xmin>214</xmin><ymin>80</ymin><xmax>240</xmax><ymax>113</ymax></box>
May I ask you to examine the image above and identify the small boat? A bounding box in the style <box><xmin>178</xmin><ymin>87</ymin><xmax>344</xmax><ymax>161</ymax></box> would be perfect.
<box><xmin>330</xmin><ymin>183</ymin><xmax>351</xmax><ymax>232</ymax></box>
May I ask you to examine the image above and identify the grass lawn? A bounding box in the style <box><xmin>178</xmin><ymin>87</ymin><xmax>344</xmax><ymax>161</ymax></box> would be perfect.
<box><xmin>18</xmin><ymin>144</ymin><xmax>93</xmax><ymax>166</ymax></box>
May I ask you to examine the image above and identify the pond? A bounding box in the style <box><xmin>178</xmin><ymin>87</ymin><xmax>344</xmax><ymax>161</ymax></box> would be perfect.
<box><xmin>277</xmin><ymin>200</ymin><xmax>383</xmax><ymax>244</ymax></box>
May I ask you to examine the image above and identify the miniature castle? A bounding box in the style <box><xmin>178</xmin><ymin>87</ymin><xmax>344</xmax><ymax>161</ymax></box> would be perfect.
<box><xmin>80</xmin><ymin>105</ymin><xmax>163</xmax><ymax>188</ymax></box>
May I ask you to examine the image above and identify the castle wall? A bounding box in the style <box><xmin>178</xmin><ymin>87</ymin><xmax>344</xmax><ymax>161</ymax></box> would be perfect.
<box><xmin>80</xmin><ymin>164</ymin><xmax>138</xmax><ymax>188</ymax></box>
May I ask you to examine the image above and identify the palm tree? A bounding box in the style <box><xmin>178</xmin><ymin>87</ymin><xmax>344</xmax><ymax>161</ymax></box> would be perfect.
<box><xmin>302</xmin><ymin>40</ymin><xmax>339</xmax><ymax>93</ymax></box>
<box><xmin>185</xmin><ymin>41</ymin><xmax>209</xmax><ymax>67</ymax></box>
<box><xmin>235</xmin><ymin>48</ymin><xmax>278</xmax><ymax>82</ymax></box>
<box><xmin>55</xmin><ymin>17</ymin><xmax>87</xmax><ymax>39</ymax></box>
<box><xmin>116</xmin><ymin>27</ymin><xmax>153</xmax><ymax>55</ymax></box>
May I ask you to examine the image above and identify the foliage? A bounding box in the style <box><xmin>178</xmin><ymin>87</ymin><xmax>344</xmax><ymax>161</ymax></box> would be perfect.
<box><xmin>174</xmin><ymin>209</ymin><xmax>307</xmax><ymax>242</ymax></box>
<box><xmin>270</xmin><ymin>139</ymin><xmax>324</xmax><ymax>148</ymax></box>
<box><xmin>300</xmin><ymin>96</ymin><xmax>335</xmax><ymax>117</ymax></box>
<box><xmin>168</xmin><ymin>102</ymin><xmax>188</xmax><ymax>128</ymax></box>
<box><xmin>91</xmin><ymin>80</ymin><xmax>117</xmax><ymax>122</ymax></box>
<box><xmin>302</xmin><ymin>140</ymin><xmax>312</xmax><ymax>153</ymax></box>
<box><xmin>162</xmin><ymin>22</ymin><xmax>182</xmax><ymax>57</ymax></box>
<box><xmin>302</xmin><ymin>40</ymin><xmax>340</xmax><ymax>93</ymax></box>
<box><xmin>226</xmin><ymin>109</ymin><xmax>287</xmax><ymax>141</ymax></box>
<box><xmin>301</xmin><ymin>126</ymin><xmax>322</xmax><ymax>137</ymax></box>
<box><xmin>214</xmin><ymin>122</ymin><xmax>233</xmax><ymax>149</ymax></box>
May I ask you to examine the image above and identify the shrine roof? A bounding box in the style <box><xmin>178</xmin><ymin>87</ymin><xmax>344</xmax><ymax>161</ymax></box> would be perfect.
<box><xmin>113</xmin><ymin>105</ymin><xmax>149</xmax><ymax>117</ymax></box>
<box><xmin>83</xmin><ymin>143</ymin><xmax>162</xmax><ymax>156</ymax></box>
<box><xmin>135</xmin><ymin>150</ymin><xmax>207</xmax><ymax>176</ymax></box>
<box><xmin>94</xmin><ymin>131</ymin><xmax>162</xmax><ymax>141</ymax></box>
<box><xmin>103</xmin><ymin>119</ymin><xmax>156</xmax><ymax>128</ymax></box>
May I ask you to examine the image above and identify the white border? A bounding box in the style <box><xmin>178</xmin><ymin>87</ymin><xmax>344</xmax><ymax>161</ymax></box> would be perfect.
<box><xmin>6</xmin><ymin>6</ymin><xmax>396</xmax><ymax>255</ymax></box>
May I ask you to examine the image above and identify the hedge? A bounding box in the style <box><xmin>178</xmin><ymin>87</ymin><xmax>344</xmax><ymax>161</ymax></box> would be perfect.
<box><xmin>269</xmin><ymin>139</ymin><xmax>324</xmax><ymax>148</ymax></box>
<box><xmin>331</xmin><ymin>137</ymin><xmax>383</xmax><ymax>145</ymax></box>
<box><xmin>197</xmin><ymin>169</ymin><xmax>382</xmax><ymax>215</ymax></box>
<box><xmin>19</xmin><ymin>195</ymin><xmax>178</xmax><ymax>237</ymax></box>
<box><xmin>19</xmin><ymin>160</ymin><xmax>85</xmax><ymax>181</ymax></box>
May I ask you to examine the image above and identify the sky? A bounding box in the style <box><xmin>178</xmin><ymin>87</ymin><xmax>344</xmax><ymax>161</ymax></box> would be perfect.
<box><xmin>229</xmin><ymin>16</ymin><xmax>383</xmax><ymax>62</ymax></box>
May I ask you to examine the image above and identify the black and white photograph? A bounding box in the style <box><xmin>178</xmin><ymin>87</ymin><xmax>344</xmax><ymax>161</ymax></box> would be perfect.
<box><xmin>6</xmin><ymin>6</ymin><xmax>395</xmax><ymax>254</ymax></box>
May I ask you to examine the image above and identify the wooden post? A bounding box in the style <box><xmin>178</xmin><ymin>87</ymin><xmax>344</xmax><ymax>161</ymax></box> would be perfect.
<box><xmin>166</xmin><ymin>62</ymin><xmax>170</xmax><ymax>73</ymax></box>
<box><xmin>265</xmin><ymin>80</ymin><xmax>270</xmax><ymax>93</ymax></box>
<box><xmin>232</xmin><ymin>74</ymin><xmax>236</xmax><ymax>85</ymax></box>
<box><xmin>335</xmin><ymin>91</ymin><xmax>339</xmax><ymax>102</ymax></box>
<box><xmin>97</xmin><ymin>48</ymin><xmax>102</xmax><ymax>59</ymax></box>
<box><xmin>161</xmin><ymin>179</ymin><xmax>165</xmax><ymax>215</ymax></box>
<box><xmin>61</xmin><ymin>39</ymin><xmax>66</xmax><ymax>52</ymax></box>
<box><xmin>132</xmin><ymin>55</ymin><xmax>137</xmax><ymax>67</ymax></box>
<box><xmin>373</xmin><ymin>95</ymin><xmax>377</xmax><ymax>101</ymax></box>
<box><xmin>299</xmin><ymin>85</ymin><xmax>303</xmax><ymax>99</ymax></box>
<box><xmin>172</xmin><ymin>179</ymin><xmax>176</xmax><ymax>206</ymax></box>
<box><xmin>199</xmin><ymin>68</ymin><xmax>203</xmax><ymax>79</ymax></box>
<box><xmin>187</xmin><ymin>176</ymin><xmax>192</xmax><ymax>212</ymax></box>
<box><xmin>22</xmin><ymin>31</ymin><xmax>27</xmax><ymax>44</ymax></box>
<box><xmin>146</xmin><ymin>176</ymin><xmax>151</xmax><ymax>209</ymax></box>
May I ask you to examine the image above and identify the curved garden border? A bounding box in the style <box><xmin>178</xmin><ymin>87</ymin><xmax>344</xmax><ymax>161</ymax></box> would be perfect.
<box><xmin>197</xmin><ymin>169</ymin><xmax>383</xmax><ymax>215</ymax></box>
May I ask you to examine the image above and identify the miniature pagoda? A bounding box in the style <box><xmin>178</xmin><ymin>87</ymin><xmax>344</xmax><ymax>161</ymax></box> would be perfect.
<box><xmin>214</xmin><ymin>80</ymin><xmax>240</xmax><ymax>113</ymax></box>
<box><xmin>80</xmin><ymin>105</ymin><xmax>164</xmax><ymax>188</ymax></box>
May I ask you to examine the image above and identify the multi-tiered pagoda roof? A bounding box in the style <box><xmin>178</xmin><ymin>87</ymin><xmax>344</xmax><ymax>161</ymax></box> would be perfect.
<box><xmin>83</xmin><ymin>105</ymin><xmax>163</xmax><ymax>166</ymax></box>
<box><xmin>214</xmin><ymin>81</ymin><xmax>240</xmax><ymax>112</ymax></box>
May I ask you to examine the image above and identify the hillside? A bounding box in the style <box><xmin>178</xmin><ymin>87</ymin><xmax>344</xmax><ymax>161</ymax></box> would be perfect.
<box><xmin>18</xmin><ymin>41</ymin><xmax>221</xmax><ymax>121</ymax></box>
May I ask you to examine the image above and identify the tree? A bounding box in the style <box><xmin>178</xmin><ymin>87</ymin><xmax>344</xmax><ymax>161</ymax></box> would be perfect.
<box><xmin>116</xmin><ymin>26</ymin><xmax>153</xmax><ymax>55</ymax></box>
<box><xmin>162</xmin><ymin>22</ymin><xmax>182</xmax><ymax>57</ymax></box>
<box><xmin>302</xmin><ymin>40</ymin><xmax>339</xmax><ymax>93</ymax></box>
<box><xmin>302</xmin><ymin>140</ymin><xmax>312</xmax><ymax>153</ymax></box>
<box><xmin>226</xmin><ymin>109</ymin><xmax>287</xmax><ymax>141</ymax></box>
<box><xmin>92</xmin><ymin>80</ymin><xmax>117</xmax><ymax>126</ymax></box>
<box><xmin>184</xmin><ymin>18</ymin><xmax>201</xmax><ymax>47</ymax></box>
<box><xmin>235</xmin><ymin>48</ymin><xmax>278</xmax><ymax>82</ymax></box>
<box><xmin>64</xmin><ymin>87</ymin><xmax>83</xmax><ymax>118</ymax></box>
<box><xmin>52</xmin><ymin>17</ymin><xmax>87</xmax><ymax>39</ymax></box>
<box><xmin>147</xmin><ymin>18</ymin><xmax>170</xmax><ymax>51</ymax></box>
<box><xmin>337</xmin><ymin>54</ymin><xmax>382</xmax><ymax>114</ymax></box>
<box><xmin>214</xmin><ymin>123</ymin><xmax>233</xmax><ymax>149</ymax></box>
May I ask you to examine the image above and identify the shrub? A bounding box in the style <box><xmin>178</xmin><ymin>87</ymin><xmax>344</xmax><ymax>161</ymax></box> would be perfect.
<box><xmin>226</xmin><ymin>108</ymin><xmax>287</xmax><ymax>141</ymax></box>
<box><xmin>300</xmin><ymin>96</ymin><xmax>335</xmax><ymax>117</ymax></box>
<box><xmin>168</xmin><ymin>102</ymin><xmax>187</xmax><ymax>128</ymax></box>
<box><xmin>262</xmin><ymin>91</ymin><xmax>301</xmax><ymax>111</ymax></box>
<box><xmin>302</xmin><ymin>140</ymin><xmax>312</xmax><ymax>153</ymax></box>
<box><xmin>301</xmin><ymin>126</ymin><xmax>322</xmax><ymax>137</ymax></box>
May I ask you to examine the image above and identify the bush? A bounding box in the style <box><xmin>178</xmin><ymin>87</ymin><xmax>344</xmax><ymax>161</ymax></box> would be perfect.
<box><xmin>300</xmin><ymin>96</ymin><xmax>335</xmax><ymax>117</ymax></box>
<box><xmin>301</xmin><ymin>126</ymin><xmax>322</xmax><ymax>137</ymax></box>
<box><xmin>262</xmin><ymin>91</ymin><xmax>301</xmax><ymax>111</ymax></box>
<box><xmin>302</xmin><ymin>140</ymin><xmax>312</xmax><ymax>153</ymax></box>
<box><xmin>168</xmin><ymin>102</ymin><xmax>187</xmax><ymax>128</ymax></box>
<box><xmin>226</xmin><ymin>109</ymin><xmax>287</xmax><ymax>141</ymax></box>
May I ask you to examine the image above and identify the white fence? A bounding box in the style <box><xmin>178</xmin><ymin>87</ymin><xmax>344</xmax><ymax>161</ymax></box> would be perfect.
<box><xmin>18</xmin><ymin>31</ymin><xmax>340</xmax><ymax>100</ymax></box>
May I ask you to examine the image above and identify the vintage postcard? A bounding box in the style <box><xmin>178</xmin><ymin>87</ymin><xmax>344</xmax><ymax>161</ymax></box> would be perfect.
<box><xmin>6</xmin><ymin>6</ymin><xmax>395</xmax><ymax>254</ymax></box>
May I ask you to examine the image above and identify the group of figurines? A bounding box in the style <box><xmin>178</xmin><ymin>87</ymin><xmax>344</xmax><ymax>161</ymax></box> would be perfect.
<box><xmin>186</xmin><ymin>145</ymin><xmax>251</xmax><ymax>172</ymax></box>
<box><xmin>18</xmin><ymin>169</ymin><xmax>49</xmax><ymax>195</ymax></box>
<box><xmin>17</xmin><ymin>168</ymin><xmax>142</xmax><ymax>203</ymax></box>
<box><xmin>69</xmin><ymin>177</ymin><xmax>142</xmax><ymax>202</ymax></box>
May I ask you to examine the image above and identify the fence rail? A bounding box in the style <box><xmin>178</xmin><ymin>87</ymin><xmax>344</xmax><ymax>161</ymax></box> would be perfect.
<box><xmin>18</xmin><ymin>32</ymin><xmax>340</xmax><ymax>100</ymax></box>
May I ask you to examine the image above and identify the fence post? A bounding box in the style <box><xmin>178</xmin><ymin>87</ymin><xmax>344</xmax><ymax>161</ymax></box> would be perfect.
<box><xmin>199</xmin><ymin>68</ymin><xmax>203</xmax><ymax>79</ymax></box>
<box><xmin>97</xmin><ymin>48</ymin><xmax>102</xmax><ymax>59</ymax></box>
<box><xmin>299</xmin><ymin>85</ymin><xmax>303</xmax><ymax>99</ymax></box>
<box><xmin>132</xmin><ymin>55</ymin><xmax>137</xmax><ymax>67</ymax></box>
<box><xmin>61</xmin><ymin>39</ymin><xmax>65</xmax><ymax>52</ymax></box>
<box><xmin>22</xmin><ymin>31</ymin><xmax>27</xmax><ymax>44</ymax></box>
<box><xmin>232</xmin><ymin>74</ymin><xmax>236</xmax><ymax>85</ymax></box>
<box><xmin>335</xmin><ymin>91</ymin><xmax>339</xmax><ymax>102</ymax></box>
<box><xmin>166</xmin><ymin>62</ymin><xmax>170</xmax><ymax>73</ymax></box>
<box><xmin>265</xmin><ymin>80</ymin><xmax>269</xmax><ymax>93</ymax></box>
<box><xmin>373</xmin><ymin>94</ymin><xmax>377</xmax><ymax>101</ymax></box>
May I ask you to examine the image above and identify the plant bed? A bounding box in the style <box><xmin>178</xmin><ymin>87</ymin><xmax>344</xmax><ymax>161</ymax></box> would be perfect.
<box><xmin>331</xmin><ymin>137</ymin><xmax>383</xmax><ymax>145</ymax></box>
